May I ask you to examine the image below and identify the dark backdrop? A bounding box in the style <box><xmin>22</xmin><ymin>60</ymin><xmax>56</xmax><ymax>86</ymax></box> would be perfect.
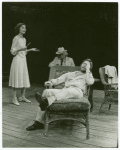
<box><xmin>2</xmin><ymin>2</ymin><xmax>118</xmax><ymax>89</ymax></box>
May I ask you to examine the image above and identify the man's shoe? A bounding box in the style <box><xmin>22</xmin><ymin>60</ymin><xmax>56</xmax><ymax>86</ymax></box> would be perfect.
<box><xmin>26</xmin><ymin>121</ymin><xmax>44</xmax><ymax>131</ymax></box>
<box><xmin>35</xmin><ymin>92</ymin><xmax>48</xmax><ymax>111</ymax></box>
<box><xmin>35</xmin><ymin>92</ymin><xmax>43</xmax><ymax>104</ymax></box>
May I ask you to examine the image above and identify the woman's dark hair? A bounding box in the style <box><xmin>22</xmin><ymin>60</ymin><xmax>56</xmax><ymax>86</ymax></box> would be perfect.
<box><xmin>15</xmin><ymin>23</ymin><xmax>26</xmax><ymax>35</ymax></box>
<box><xmin>82</xmin><ymin>58</ymin><xmax>93</xmax><ymax>71</ymax></box>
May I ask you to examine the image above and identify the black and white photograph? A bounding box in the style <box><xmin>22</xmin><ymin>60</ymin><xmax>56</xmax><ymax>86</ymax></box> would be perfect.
<box><xmin>2</xmin><ymin>0</ymin><xmax>118</xmax><ymax>148</ymax></box>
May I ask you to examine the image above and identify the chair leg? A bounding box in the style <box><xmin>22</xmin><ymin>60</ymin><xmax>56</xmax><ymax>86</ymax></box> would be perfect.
<box><xmin>99</xmin><ymin>100</ymin><xmax>105</xmax><ymax>114</ymax></box>
<box><xmin>88</xmin><ymin>85</ymin><xmax>93</xmax><ymax>112</ymax></box>
<box><xmin>44</xmin><ymin>111</ymin><xmax>49</xmax><ymax>136</ymax></box>
<box><xmin>108</xmin><ymin>104</ymin><xmax>111</xmax><ymax>110</ymax></box>
<box><xmin>86</xmin><ymin>111</ymin><xmax>90</xmax><ymax>139</ymax></box>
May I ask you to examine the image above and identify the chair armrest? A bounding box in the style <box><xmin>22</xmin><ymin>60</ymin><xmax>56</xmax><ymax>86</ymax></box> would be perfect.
<box><xmin>103</xmin><ymin>83</ymin><xmax>118</xmax><ymax>86</ymax></box>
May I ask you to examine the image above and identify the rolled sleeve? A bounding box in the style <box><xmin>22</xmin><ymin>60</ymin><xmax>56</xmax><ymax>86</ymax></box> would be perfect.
<box><xmin>10</xmin><ymin>37</ymin><xmax>18</xmax><ymax>55</ymax></box>
<box><xmin>86</xmin><ymin>72</ymin><xmax>95</xmax><ymax>85</ymax></box>
<box><xmin>50</xmin><ymin>72</ymin><xmax>69</xmax><ymax>86</ymax></box>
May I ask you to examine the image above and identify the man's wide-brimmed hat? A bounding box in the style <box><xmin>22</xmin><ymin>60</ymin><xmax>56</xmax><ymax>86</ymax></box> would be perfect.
<box><xmin>56</xmin><ymin>47</ymin><xmax>67</xmax><ymax>54</ymax></box>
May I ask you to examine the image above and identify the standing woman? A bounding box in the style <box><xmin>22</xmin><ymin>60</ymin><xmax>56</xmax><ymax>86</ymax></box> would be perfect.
<box><xmin>9</xmin><ymin>23</ymin><xmax>38</xmax><ymax>106</ymax></box>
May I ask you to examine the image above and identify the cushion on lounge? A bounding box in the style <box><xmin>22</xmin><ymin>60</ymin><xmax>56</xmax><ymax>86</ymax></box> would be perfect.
<box><xmin>48</xmin><ymin>97</ymin><xmax>91</xmax><ymax>112</ymax></box>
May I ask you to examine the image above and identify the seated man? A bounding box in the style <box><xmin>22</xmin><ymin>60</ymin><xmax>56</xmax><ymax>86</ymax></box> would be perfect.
<box><xmin>26</xmin><ymin>58</ymin><xmax>94</xmax><ymax>131</ymax></box>
<box><xmin>49</xmin><ymin>47</ymin><xmax>75</xmax><ymax>67</ymax></box>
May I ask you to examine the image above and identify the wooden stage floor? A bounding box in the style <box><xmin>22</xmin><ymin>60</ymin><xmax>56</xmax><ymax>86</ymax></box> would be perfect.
<box><xmin>2</xmin><ymin>83</ymin><xmax>118</xmax><ymax>148</ymax></box>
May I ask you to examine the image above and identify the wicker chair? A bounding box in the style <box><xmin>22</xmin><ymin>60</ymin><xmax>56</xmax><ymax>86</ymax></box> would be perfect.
<box><xmin>99</xmin><ymin>67</ymin><xmax>118</xmax><ymax>113</ymax></box>
<box><xmin>43</xmin><ymin>66</ymin><xmax>94</xmax><ymax>139</ymax></box>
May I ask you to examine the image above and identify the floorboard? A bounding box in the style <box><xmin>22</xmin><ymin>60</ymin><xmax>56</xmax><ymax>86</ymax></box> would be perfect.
<box><xmin>2</xmin><ymin>86</ymin><xmax>118</xmax><ymax>148</ymax></box>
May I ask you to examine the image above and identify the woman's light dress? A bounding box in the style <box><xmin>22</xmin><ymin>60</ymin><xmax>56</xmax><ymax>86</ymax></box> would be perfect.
<box><xmin>9</xmin><ymin>35</ymin><xmax>30</xmax><ymax>88</ymax></box>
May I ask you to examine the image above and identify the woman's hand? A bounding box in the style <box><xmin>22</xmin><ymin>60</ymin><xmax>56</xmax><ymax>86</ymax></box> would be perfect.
<box><xmin>29</xmin><ymin>48</ymin><xmax>40</xmax><ymax>52</ymax></box>
<box><xmin>25</xmin><ymin>48</ymin><xmax>40</xmax><ymax>54</ymax></box>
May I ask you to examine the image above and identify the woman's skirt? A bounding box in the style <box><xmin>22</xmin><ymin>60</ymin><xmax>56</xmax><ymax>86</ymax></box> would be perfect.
<box><xmin>9</xmin><ymin>55</ymin><xmax>30</xmax><ymax>88</ymax></box>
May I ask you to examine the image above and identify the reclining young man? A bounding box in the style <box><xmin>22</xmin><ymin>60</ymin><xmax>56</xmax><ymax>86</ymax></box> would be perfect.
<box><xmin>26</xmin><ymin>58</ymin><xmax>94</xmax><ymax>131</ymax></box>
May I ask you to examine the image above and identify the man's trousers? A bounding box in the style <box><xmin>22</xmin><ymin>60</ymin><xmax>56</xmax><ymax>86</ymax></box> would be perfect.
<box><xmin>36</xmin><ymin>87</ymin><xmax>83</xmax><ymax>123</ymax></box>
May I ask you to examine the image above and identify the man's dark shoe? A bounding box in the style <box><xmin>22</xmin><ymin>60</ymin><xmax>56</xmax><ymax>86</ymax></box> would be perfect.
<box><xmin>35</xmin><ymin>92</ymin><xmax>43</xmax><ymax>104</ymax></box>
<box><xmin>26</xmin><ymin>121</ymin><xmax>44</xmax><ymax>131</ymax></box>
<box><xmin>35</xmin><ymin>92</ymin><xmax>49</xmax><ymax>111</ymax></box>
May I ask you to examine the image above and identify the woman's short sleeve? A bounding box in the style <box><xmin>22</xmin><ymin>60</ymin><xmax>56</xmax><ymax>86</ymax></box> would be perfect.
<box><xmin>10</xmin><ymin>36</ymin><xmax>18</xmax><ymax>55</ymax></box>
